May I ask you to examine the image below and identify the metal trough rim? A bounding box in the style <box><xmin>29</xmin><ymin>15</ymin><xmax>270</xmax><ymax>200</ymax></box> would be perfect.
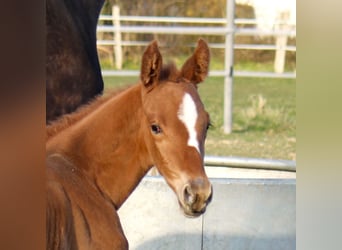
<box><xmin>204</xmin><ymin>155</ymin><xmax>296</xmax><ymax>172</ymax></box>
<box><xmin>144</xmin><ymin>175</ymin><xmax>296</xmax><ymax>185</ymax></box>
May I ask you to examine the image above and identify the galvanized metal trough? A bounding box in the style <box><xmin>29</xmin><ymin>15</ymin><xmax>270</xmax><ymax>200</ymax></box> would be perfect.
<box><xmin>118</xmin><ymin>156</ymin><xmax>296</xmax><ymax>250</ymax></box>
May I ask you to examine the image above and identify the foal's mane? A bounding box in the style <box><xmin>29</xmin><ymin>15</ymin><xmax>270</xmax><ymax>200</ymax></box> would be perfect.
<box><xmin>46</xmin><ymin>63</ymin><xmax>180</xmax><ymax>141</ymax></box>
<box><xmin>46</xmin><ymin>87</ymin><xmax>129</xmax><ymax>141</ymax></box>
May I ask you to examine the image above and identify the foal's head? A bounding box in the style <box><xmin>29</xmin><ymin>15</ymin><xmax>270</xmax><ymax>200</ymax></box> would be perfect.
<box><xmin>140</xmin><ymin>39</ymin><xmax>212</xmax><ymax>217</ymax></box>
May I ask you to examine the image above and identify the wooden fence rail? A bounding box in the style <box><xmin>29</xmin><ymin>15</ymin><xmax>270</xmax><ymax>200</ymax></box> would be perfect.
<box><xmin>96</xmin><ymin>2</ymin><xmax>296</xmax><ymax>133</ymax></box>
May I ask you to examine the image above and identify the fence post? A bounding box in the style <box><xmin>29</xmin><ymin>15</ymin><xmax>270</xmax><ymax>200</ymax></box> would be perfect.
<box><xmin>274</xmin><ymin>11</ymin><xmax>289</xmax><ymax>74</ymax></box>
<box><xmin>223</xmin><ymin>0</ymin><xmax>235</xmax><ymax>134</ymax></box>
<box><xmin>112</xmin><ymin>5</ymin><xmax>122</xmax><ymax>70</ymax></box>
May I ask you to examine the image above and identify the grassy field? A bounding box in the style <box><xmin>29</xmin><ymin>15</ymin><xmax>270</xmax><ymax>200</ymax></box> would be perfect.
<box><xmin>199</xmin><ymin>77</ymin><xmax>296</xmax><ymax>160</ymax></box>
<box><xmin>103</xmin><ymin>75</ymin><xmax>296</xmax><ymax>160</ymax></box>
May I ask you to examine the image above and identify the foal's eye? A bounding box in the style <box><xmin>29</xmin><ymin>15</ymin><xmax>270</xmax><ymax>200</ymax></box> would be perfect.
<box><xmin>151</xmin><ymin>124</ymin><xmax>162</xmax><ymax>134</ymax></box>
<box><xmin>206</xmin><ymin>122</ymin><xmax>213</xmax><ymax>131</ymax></box>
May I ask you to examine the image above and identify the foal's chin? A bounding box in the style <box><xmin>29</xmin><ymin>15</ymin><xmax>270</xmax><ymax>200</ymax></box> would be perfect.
<box><xmin>180</xmin><ymin>204</ymin><xmax>206</xmax><ymax>218</ymax></box>
<box><xmin>178</xmin><ymin>201</ymin><xmax>208</xmax><ymax>218</ymax></box>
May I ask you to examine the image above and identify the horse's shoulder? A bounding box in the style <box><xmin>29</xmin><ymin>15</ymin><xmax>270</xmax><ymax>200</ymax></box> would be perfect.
<box><xmin>46</xmin><ymin>154</ymin><xmax>128</xmax><ymax>249</ymax></box>
<box><xmin>46</xmin><ymin>172</ymin><xmax>78</xmax><ymax>249</ymax></box>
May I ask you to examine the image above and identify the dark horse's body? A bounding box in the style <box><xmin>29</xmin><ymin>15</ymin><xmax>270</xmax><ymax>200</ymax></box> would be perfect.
<box><xmin>46</xmin><ymin>0</ymin><xmax>105</xmax><ymax>123</ymax></box>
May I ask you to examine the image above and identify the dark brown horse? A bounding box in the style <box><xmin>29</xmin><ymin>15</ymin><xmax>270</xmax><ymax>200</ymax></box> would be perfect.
<box><xmin>46</xmin><ymin>0</ymin><xmax>105</xmax><ymax>123</ymax></box>
<box><xmin>47</xmin><ymin>39</ymin><xmax>213</xmax><ymax>249</ymax></box>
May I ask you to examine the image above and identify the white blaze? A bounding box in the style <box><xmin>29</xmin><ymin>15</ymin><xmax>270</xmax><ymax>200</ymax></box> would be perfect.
<box><xmin>177</xmin><ymin>93</ymin><xmax>200</xmax><ymax>153</ymax></box>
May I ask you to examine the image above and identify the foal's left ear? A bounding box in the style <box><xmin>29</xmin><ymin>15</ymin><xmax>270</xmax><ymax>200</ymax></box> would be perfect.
<box><xmin>180</xmin><ymin>38</ymin><xmax>210</xmax><ymax>85</ymax></box>
<box><xmin>140</xmin><ymin>40</ymin><xmax>162</xmax><ymax>91</ymax></box>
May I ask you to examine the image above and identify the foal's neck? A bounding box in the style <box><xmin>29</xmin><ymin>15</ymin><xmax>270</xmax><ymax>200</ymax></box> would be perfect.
<box><xmin>46</xmin><ymin>84</ymin><xmax>154</xmax><ymax>209</ymax></box>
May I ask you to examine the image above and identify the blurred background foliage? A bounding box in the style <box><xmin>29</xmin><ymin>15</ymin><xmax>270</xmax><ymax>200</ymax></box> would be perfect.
<box><xmin>97</xmin><ymin>0</ymin><xmax>296</xmax><ymax>71</ymax></box>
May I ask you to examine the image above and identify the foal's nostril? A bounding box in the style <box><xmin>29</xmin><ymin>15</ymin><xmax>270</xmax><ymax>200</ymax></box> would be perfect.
<box><xmin>180</xmin><ymin>181</ymin><xmax>212</xmax><ymax>217</ymax></box>
<box><xmin>183</xmin><ymin>184</ymin><xmax>197</xmax><ymax>206</ymax></box>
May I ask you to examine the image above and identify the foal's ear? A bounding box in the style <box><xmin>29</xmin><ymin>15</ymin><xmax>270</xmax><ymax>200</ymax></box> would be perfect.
<box><xmin>180</xmin><ymin>38</ymin><xmax>210</xmax><ymax>85</ymax></box>
<box><xmin>140</xmin><ymin>40</ymin><xmax>162</xmax><ymax>91</ymax></box>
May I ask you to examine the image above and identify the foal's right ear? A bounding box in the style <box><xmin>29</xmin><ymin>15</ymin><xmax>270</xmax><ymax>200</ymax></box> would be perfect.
<box><xmin>140</xmin><ymin>40</ymin><xmax>162</xmax><ymax>91</ymax></box>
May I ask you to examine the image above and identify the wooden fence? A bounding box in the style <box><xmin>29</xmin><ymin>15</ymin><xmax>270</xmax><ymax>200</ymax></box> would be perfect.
<box><xmin>96</xmin><ymin>1</ymin><xmax>296</xmax><ymax>133</ymax></box>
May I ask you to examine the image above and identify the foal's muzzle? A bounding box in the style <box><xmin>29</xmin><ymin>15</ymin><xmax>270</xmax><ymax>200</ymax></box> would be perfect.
<box><xmin>179</xmin><ymin>178</ymin><xmax>213</xmax><ymax>217</ymax></box>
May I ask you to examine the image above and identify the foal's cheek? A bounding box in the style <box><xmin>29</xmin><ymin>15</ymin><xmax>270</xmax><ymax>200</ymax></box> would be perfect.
<box><xmin>153</xmin><ymin>138</ymin><xmax>170</xmax><ymax>154</ymax></box>
<box><xmin>154</xmin><ymin>139</ymin><xmax>179</xmax><ymax>164</ymax></box>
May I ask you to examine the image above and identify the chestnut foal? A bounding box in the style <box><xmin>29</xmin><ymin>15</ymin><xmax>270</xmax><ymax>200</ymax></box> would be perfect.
<box><xmin>47</xmin><ymin>39</ymin><xmax>213</xmax><ymax>249</ymax></box>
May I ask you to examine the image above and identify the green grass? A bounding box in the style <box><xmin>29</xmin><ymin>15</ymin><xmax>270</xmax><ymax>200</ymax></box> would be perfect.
<box><xmin>198</xmin><ymin>77</ymin><xmax>296</xmax><ymax>160</ymax></box>
<box><xmin>103</xmin><ymin>76</ymin><xmax>296</xmax><ymax>161</ymax></box>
